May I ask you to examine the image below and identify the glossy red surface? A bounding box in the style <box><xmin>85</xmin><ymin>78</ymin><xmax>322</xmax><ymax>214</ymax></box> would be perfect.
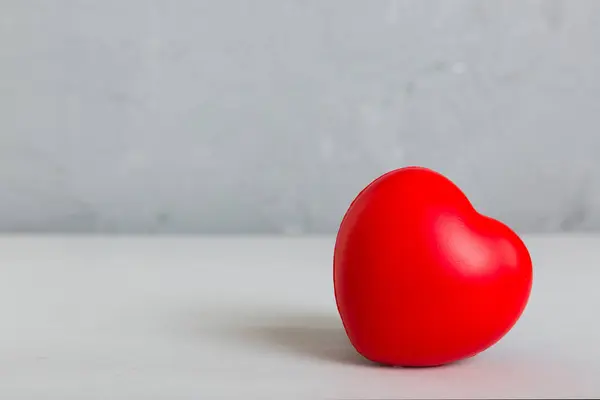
<box><xmin>333</xmin><ymin>166</ymin><xmax>533</xmax><ymax>367</ymax></box>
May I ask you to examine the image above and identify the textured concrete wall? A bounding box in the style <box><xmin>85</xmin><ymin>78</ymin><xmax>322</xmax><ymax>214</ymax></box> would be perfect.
<box><xmin>2</xmin><ymin>0</ymin><xmax>600</xmax><ymax>234</ymax></box>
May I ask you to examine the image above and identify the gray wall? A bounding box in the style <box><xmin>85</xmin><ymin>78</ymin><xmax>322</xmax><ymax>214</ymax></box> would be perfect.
<box><xmin>1</xmin><ymin>0</ymin><xmax>600</xmax><ymax>234</ymax></box>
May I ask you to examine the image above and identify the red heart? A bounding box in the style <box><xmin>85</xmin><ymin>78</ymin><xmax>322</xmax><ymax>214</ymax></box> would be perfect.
<box><xmin>334</xmin><ymin>166</ymin><xmax>533</xmax><ymax>367</ymax></box>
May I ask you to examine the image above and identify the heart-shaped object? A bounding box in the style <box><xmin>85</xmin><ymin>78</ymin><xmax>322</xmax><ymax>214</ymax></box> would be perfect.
<box><xmin>334</xmin><ymin>166</ymin><xmax>533</xmax><ymax>367</ymax></box>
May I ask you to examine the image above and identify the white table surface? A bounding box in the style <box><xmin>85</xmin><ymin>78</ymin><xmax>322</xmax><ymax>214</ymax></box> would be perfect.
<box><xmin>0</xmin><ymin>234</ymin><xmax>598</xmax><ymax>399</ymax></box>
